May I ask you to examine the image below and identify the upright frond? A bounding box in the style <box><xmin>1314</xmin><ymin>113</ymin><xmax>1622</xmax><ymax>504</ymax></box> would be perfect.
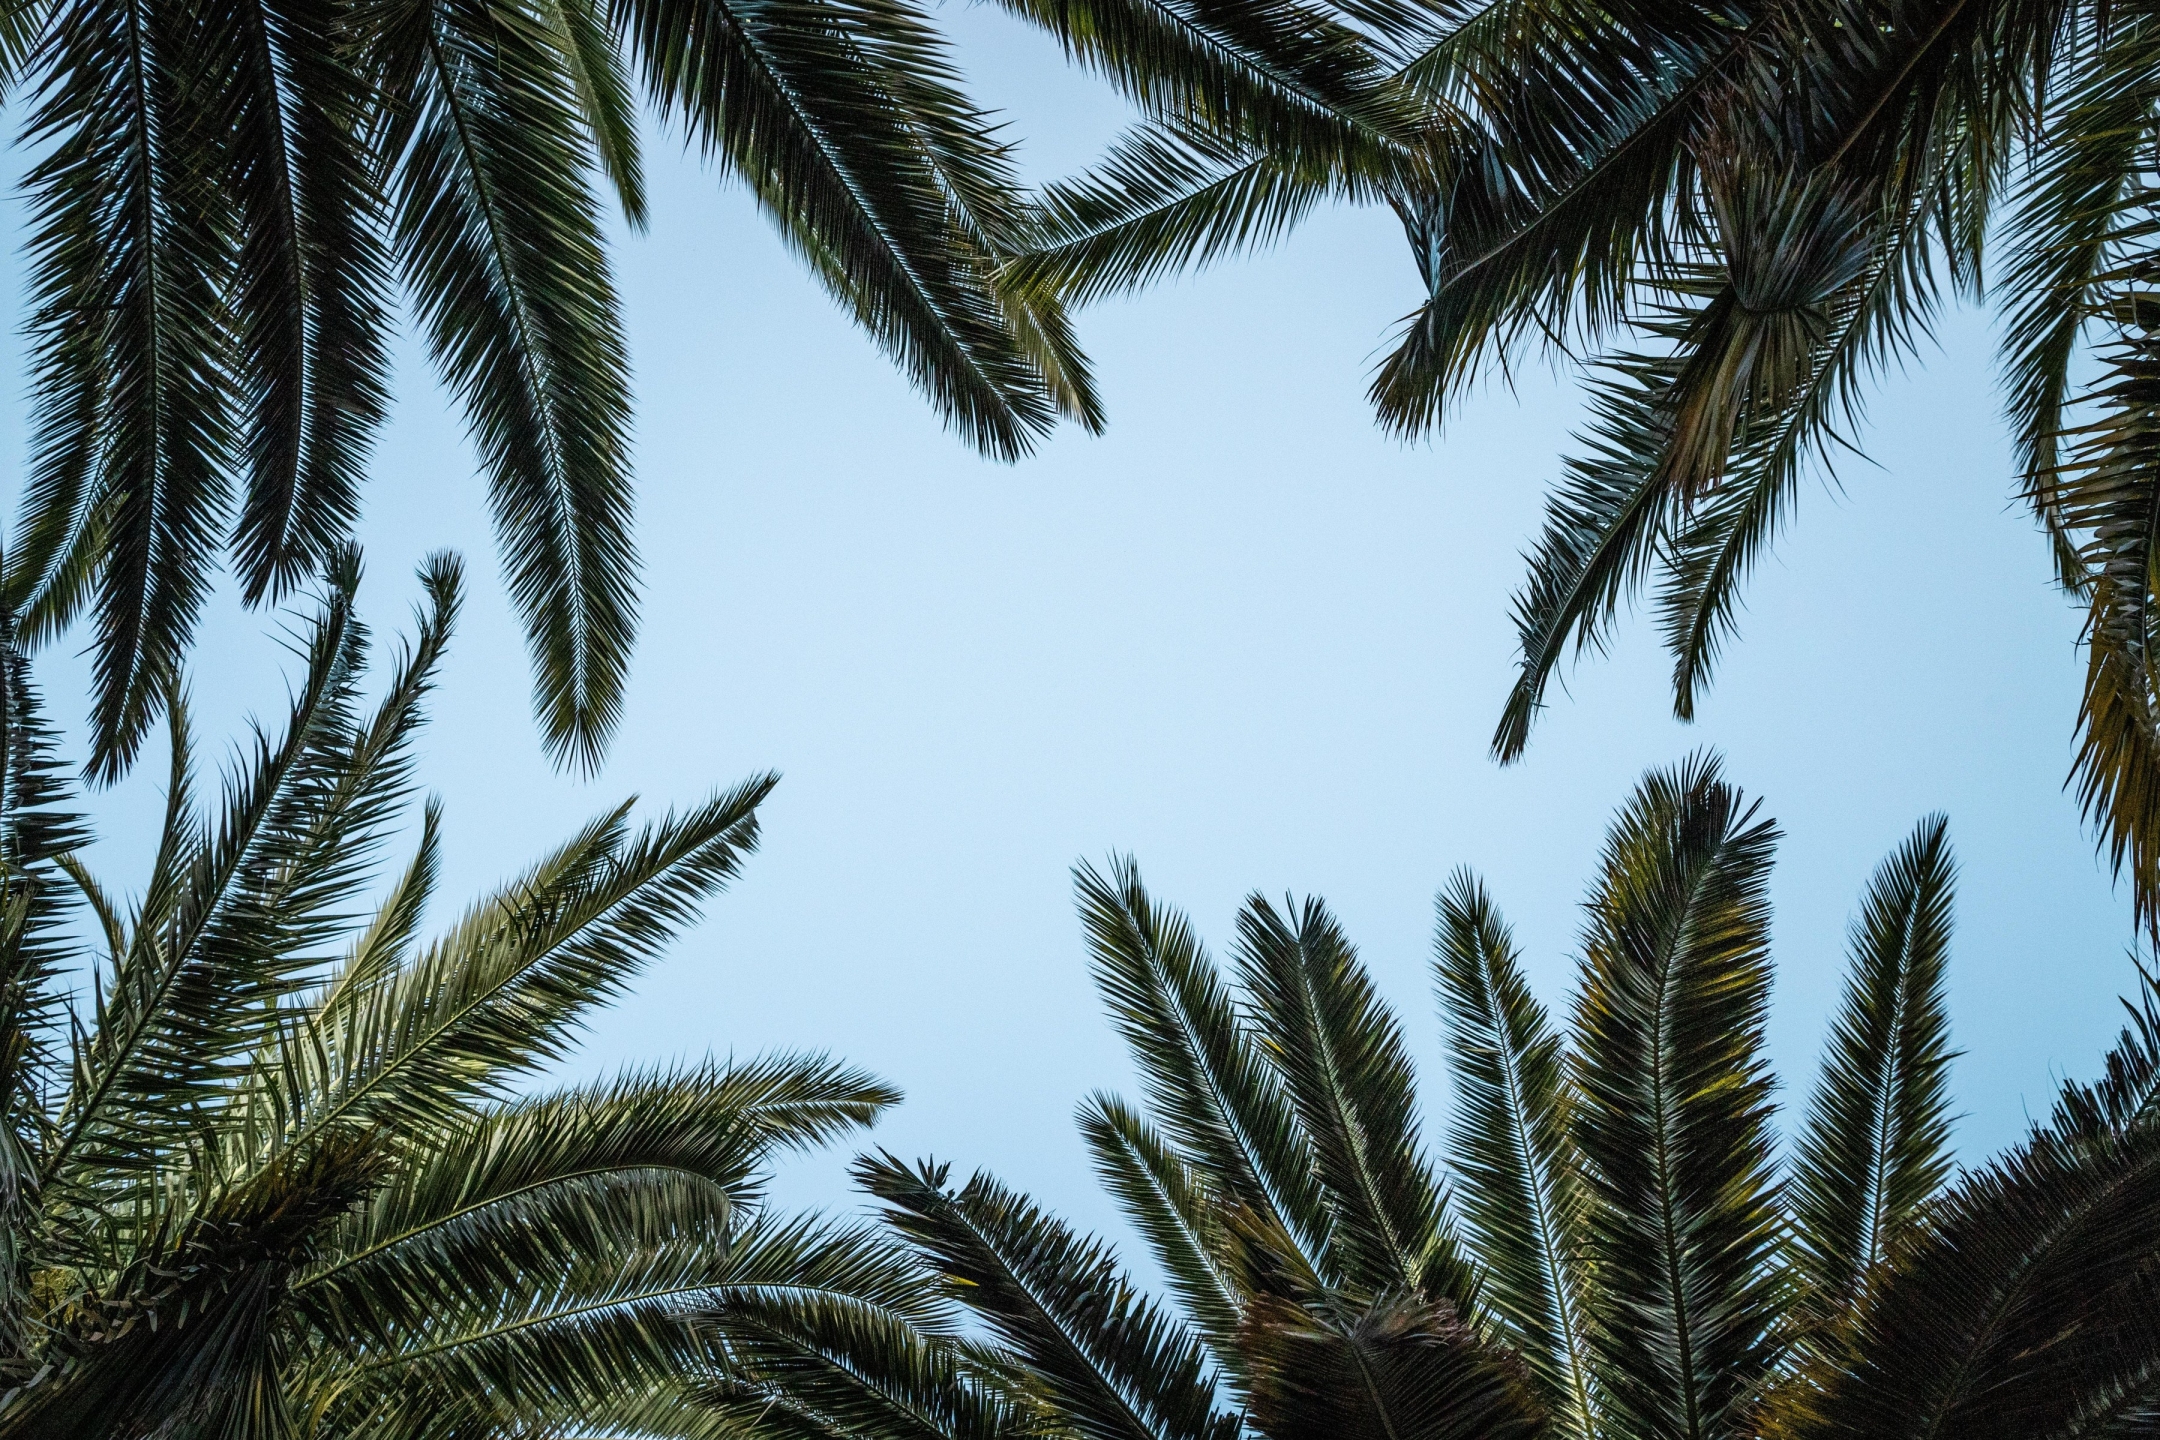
<box><xmin>1434</xmin><ymin>871</ymin><xmax>1595</xmax><ymax>1440</ymax></box>
<box><xmin>1572</xmin><ymin>753</ymin><xmax>1785</xmax><ymax>1440</ymax></box>
<box><xmin>1790</xmin><ymin>815</ymin><xmax>1958</xmax><ymax>1336</ymax></box>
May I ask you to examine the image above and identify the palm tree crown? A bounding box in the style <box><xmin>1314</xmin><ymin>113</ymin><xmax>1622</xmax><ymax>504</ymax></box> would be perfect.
<box><xmin>700</xmin><ymin>754</ymin><xmax>2160</xmax><ymax>1440</ymax></box>
<box><xmin>0</xmin><ymin>552</ymin><xmax>916</xmax><ymax>1439</ymax></box>
<box><xmin>983</xmin><ymin>0</ymin><xmax>2160</xmax><ymax>926</ymax></box>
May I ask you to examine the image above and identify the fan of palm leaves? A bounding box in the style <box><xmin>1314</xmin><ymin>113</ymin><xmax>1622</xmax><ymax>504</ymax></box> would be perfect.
<box><xmin>4</xmin><ymin>0</ymin><xmax>1102</xmax><ymax>783</ymax></box>
<box><xmin>977</xmin><ymin>0</ymin><xmax>2160</xmax><ymax>926</ymax></box>
<box><xmin>690</xmin><ymin>752</ymin><xmax>2160</xmax><ymax>1440</ymax></box>
<box><xmin>0</xmin><ymin>548</ymin><xmax>920</xmax><ymax>1439</ymax></box>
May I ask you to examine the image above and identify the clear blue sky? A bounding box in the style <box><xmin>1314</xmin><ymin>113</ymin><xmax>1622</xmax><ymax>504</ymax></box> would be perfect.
<box><xmin>1</xmin><ymin>7</ymin><xmax>2137</xmax><ymax>1238</ymax></box>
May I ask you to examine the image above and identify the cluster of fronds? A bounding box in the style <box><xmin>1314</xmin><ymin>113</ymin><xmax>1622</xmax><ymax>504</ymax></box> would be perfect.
<box><xmin>970</xmin><ymin>0</ymin><xmax>2160</xmax><ymax>928</ymax></box>
<box><xmin>692</xmin><ymin>753</ymin><xmax>2160</xmax><ymax>1440</ymax></box>
<box><xmin>0</xmin><ymin>554</ymin><xmax>912</xmax><ymax>1440</ymax></box>
<box><xmin>3</xmin><ymin>0</ymin><xmax>1101</xmax><ymax>780</ymax></box>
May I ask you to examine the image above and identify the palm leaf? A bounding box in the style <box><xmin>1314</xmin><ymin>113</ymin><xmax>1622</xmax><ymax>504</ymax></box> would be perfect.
<box><xmin>1775</xmin><ymin>1085</ymin><xmax>2160</xmax><ymax>1440</ymax></box>
<box><xmin>1571</xmin><ymin>753</ymin><xmax>1785</xmax><ymax>1440</ymax></box>
<box><xmin>1241</xmin><ymin>1288</ymin><xmax>1546</xmax><ymax>1440</ymax></box>
<box><xmin>1074</xmin><ymin>856</ymin><xmax>1333</xmax><ymax>1274</ymax></box>
<box><xmin>1233</xmin><ymin>889</ymin><xmax>1469</xmax><ymax>1305</ymax></box>
<box><xmin>1789</xmin><ymin>815</ymin><xmax>1957</xmax><ymax>1334</ymax></box>
<box><xmin>861</xmin><ymin>1153</ymin><xmax>1242</xmax><ymax>1440</ymax></box>
<box><xmin>1433</xmin><ymin>870</ymin><xmax>1594</xmax><ymax>1440</ymax></box>
<box><xmin>17</xmin><ymin>0</ymin><xmax>237</xmax><ymax>778</ymax></box>
<box><xmin>1077</xmin><ymin>1091</ymin><xmax>1246</xmax><ymax>1369</ymax></box>
<box><xmin>379</xmin><ymin>0</ymin><xmax>638</xmax><ymax>773</ymax></box>
<box><xmin>619</xmin><ymin>0</ymin><xmax>1087</xmax><ymax>458</ymax></box>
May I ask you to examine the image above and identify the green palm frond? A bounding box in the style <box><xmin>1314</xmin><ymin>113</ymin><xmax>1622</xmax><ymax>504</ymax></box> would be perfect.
<box><xmin>18</xmin><ymin>0</ymin><xmax>237</xmax><ymax>780</ymax></box>
<box><xmin>1433</xmin><ymin>870</ymin><xmax>1594</xmax><ymax>1440</ymax></box>
<box><xmin>0</xmin><ymin>560</ymin><xmax>903</xmax><ymax>1438</ymax></box>
<box><xmin>275</xmin><ymin>773</ymin><xmax>773</xmax><ymax>1148</ymax></box>
<box><xmin>44</xmin><ymin>562</ymin><xmax>373</xmax><ymax>1192</ymax></box>
<box><xmin>1777</xmin><ymin>1084</ymin><xmax>2160</xmax><ymax>1440</ymax></box>
<box><xmin>1572</xmin><ymin>753</ymin><xmax>1785</xmax><ymax>1440</ymax></box>
<box><xmin>1789</xmin><ymin>815</ymin><xmax>1957</xmax><ymax>1335</ymax></box>
<box><xmin>1232</xmin><ymin>890</ymin><xmax>1467</xmax><ymax>1305</ymax></box>
<box><xmin>862</xmin><ymin>1153</ymin><xmax>1243</xmax><ymax>1440</ymax></box>
<box><xmin>380</xmin><ymin>0</ymin><xmax>638</xmax><ymax>775</ymax></box>
<box><xmin>212</xmin><ymin>0</ymin><xmax>394</xmax><ymax>610</ymax></box>
<box><xmin>620</xmin><ymin>0</ymin><xmax>1091</xmax><ymax>459</ymax></box>
<box><xmin>1078</xmin><ymin>1091</ymin><xmax>1245</xmax><ymax>1367</ymax></box>
<box><xmin>294</xmin><ymin>1057</ymin><xmax>894</xmax><ymax>1340</ymax></box>
<box><xmin>700</xmin><ymin>1279</ymin><xmax>1031</xmax><ymax>1440</ymax></box>
<box><xmin>1003</xmin><ymin>126</ymin><xmax>1336</xmax><ymax>309</ymax></box>
<box><xmin>1492</xmin><ymin>342</ymin><xmax>1691</xmax><ymax>762</ymax></box>
<box><xmin>979</xmin><ymin>0</ymin><xmax>1413</xmax><ymax>173</ymax></box>
<box><xmin>1075</xmin><ymin>856</ymin><xmax>1332</xmax><ymax>1272</ymax></box>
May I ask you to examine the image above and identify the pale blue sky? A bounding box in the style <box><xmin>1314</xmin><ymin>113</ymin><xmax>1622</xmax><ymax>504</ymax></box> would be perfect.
<box><xmin>2</xmin><ymin>8</ymin><xmax>2138</xmax><ymax>1236</ymax></box>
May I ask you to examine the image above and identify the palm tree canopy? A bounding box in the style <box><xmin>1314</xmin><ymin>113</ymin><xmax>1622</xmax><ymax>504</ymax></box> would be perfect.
<box><xmin>0</xmin><ymin>549</ymin><xmax>911</xmax><ymax>1440</ymax></box>
<box><xmin>982</xmin><ymin>0</ymin><xmax>2160</xmax><ymax>927</ymax></box>
<box><xmin>5</xmin><ymin>0</ymin><xmax>1101</xmax><ymax>782</ymax></box>
<box><xmin>693</xmin><ymin>754</ymin><xmax>2160</xmax><ymax>1440</ymax></box>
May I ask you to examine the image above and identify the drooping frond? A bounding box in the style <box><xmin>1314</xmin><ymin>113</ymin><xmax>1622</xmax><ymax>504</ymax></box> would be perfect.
<box><xmin>17</xmin><ymin>0</ymin><xmax>237</xmax><ymax>778</ymax></box>
<box><xmin>378</xmin><ymin>0</ymin><xmax>638</xmax><ymax>774</ymax></box>
<box><xmin>1434</xmin><ymin>870</ymin><xmax>1595</xmax><ymax>1440</ymax></box>
<box><xmin>211</xmin><ymin>0</ymin><xmax>395</xmax><ymax>609</ymax></box>
<box><xmin>618</xmin><ymin>0</ymin><xmax>1092</xmax><ymax>458</ymax></box>
<box><xmin>1572</xmin><ymin>753</ymin><xmax>1785</xmax><ymax>1440</ymax></box>
<box><xmin>1789</xmin><ymin>815</ymin><xmax>1957</xmax><ymax>1335</ymax></box>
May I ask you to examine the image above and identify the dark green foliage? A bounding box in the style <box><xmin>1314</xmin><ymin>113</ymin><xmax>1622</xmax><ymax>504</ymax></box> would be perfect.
<box><xmin>701</xmin><ymin>755</ymin><xmax>2160</xmax><ymax>1440</ymax></box>
<box><xmin>1571</xmin><ymin>756</ymin><xmax>1784</xmax><ymax>1440</ymax></box>
<box><xmin>979</xmin><ymin>0</ymin><xmax>2160</xmax><ymax>928</ymax></box>
<box><xmin>1</xmin><ymin>0</ymin><xmax>1096</xmax><ymax>779</ymax></box>
<box><xmin>0</xmin><ymin>556</ymin><xmax>900</xmax><ymax>1439</ymax></box>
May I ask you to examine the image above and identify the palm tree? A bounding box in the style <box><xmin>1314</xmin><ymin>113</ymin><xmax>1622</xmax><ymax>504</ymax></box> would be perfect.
<box><xmin>695</xmin><ymin>753</ymin><xmax>2160</xmax><ymax>1440</ymax></box>
<box><xmin>6</xmin><ymin>0</ymin><xmax>1103</xmax><ymax>783</ymax></box>
<box><xmin>978</xmin><ymin>0</ymin><xmax>2160</xmax><ymax>924</ymax></box>
<box><xmin>0</xmin><ymin>549</ymin><xmax>923</xmax><ymax>1438</ymax></box>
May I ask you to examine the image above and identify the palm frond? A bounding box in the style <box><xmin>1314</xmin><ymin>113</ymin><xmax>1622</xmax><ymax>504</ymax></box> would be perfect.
<box><xmin>1233</xmin><ymin>890</ymin><xmax>1468</xmax><ymax>1306</ymax></box>
<box><xmin>44</xmin><ymin>564</ymin><xmax>371</xmax><ymax>1191</ymax></box>
<box><xmin>1572</xmin><ymin>753</ymin><xmax>1785</xmax><ymax>1440</ymax></box>
<box><xmin>213</xmin><ymin>0</ymin><xmax>395</xmax><ymax>607</ymax></box>
<box><xmin>1241</xmin><ymin>1287</ymin><xmax>1546</xmax><ymax>1440</ymax></box>
<box><xmin>1491</xmin><ymin>342</ymin><xmax>1690</xmax><ymax>763</ymax></box>
<box><xmin>619</xmin><ymin>0</ymin><xmax>1085</xmax><ymax>458</ymax></box>
<box><xmin>861</xmin><ymin>1153</ymin><xmax>1242</xmax><ymax>1440</ymax></box>
<box><xmin>1003</xmin><ymin>125</ymin><xmax>1338</xmax><ymax>308</ymax></box>
<box><xmin>1074</xmin><ymin>856</ymin><xmax>1333</xmax><ymax>1275</ymax></box>
<box><xmin>379</xmin><ymin>0</ymin><xmax>637</xmax><ymax>773</ymax></box>
<box><xmin>1078</xmin><ymin>1091</ymin><xmax>1245</xmax><ymax>1368</ymax></box>
<box><xmin>979</xmin><ymin>0</ymin><xmax>1413</xmax><ymax>174</ymax></box>
<box><xmin>699</xmin><ymin>1281</ymin><xmax>1033</xmax><ymax>1440</ymax></box>
<box><xmin>1433</xmin><ymin>870</ymin><xmax>1594</xmax><ymax>1440</ymax></box>
<box><xmin>1776</xmin><ymin>1083</ymin><xmax>2160</xmax><ymax>1440</ymax></box>
<box><xmin>1789</xmin><ymin>815</ymin><xmax>1957</xmax><ymax>1335</ymax></box>
<box><xmin>1996</xmin><ymin>14</ymin><xmax>2160</xmax><ymax>591</ymax></box>
<box><xmin>273</xmin><ymin>773</ymin><xmax>774</xmax><ymax>1147</ymax></box>
<box><xmin>17</xmin><ymin>0</ymin><xmax>238</xmax><ymax>778</ymax></box>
